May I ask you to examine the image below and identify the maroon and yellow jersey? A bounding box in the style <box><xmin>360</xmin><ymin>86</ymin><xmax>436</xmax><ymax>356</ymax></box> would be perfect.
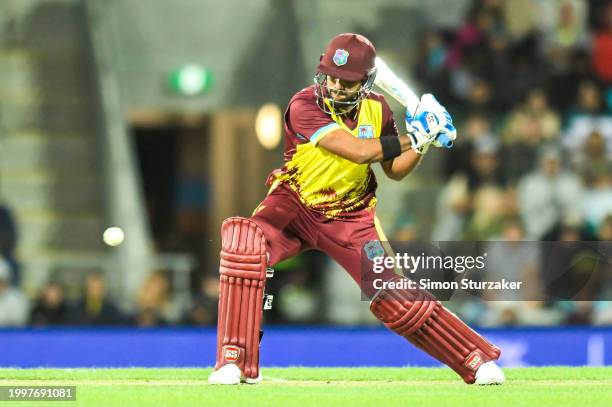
<box><xmin>268</xmin><ymin>86</ymin><xmax>398</xmax><ymax>220</ymax></box>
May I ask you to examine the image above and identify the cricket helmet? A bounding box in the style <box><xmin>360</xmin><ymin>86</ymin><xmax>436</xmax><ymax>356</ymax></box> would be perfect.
<box><xmin>314</xmin><ymin>33</ymin><xmax>378</xmax><ymax>115</ymax></box>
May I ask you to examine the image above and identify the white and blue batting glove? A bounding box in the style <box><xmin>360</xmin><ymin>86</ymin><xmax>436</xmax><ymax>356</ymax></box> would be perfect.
<box><xmin>405</xmin><ymin>109</ymin><xmax>440</xmax><ymax>155</ymax></box>
<box><xmin>406</xmin><ymin>94</ymin><xmax>457</xmax><ymax>154</ymax></box>
<box><xmin>416</xmin><ymin>94</ymin><xmax>456</xmax><ymax>148</ymax></box>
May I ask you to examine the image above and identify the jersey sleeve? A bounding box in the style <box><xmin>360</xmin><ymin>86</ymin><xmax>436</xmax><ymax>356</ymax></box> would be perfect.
<box><xmin>380</xmin><ymin>97</ymin><xmax>399</xmax><ymax>138</ymax></box>
<box><xmin>287</xmin><ymin>97</ymin><xmax>341</xmax><ymax>145</ymax></box>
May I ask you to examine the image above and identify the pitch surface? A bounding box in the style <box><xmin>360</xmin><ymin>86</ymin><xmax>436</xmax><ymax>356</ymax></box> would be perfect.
<box><xmin>0</xmin><ymin>367</ymin><xmax>610</xmax><ymax>406</ymax></box>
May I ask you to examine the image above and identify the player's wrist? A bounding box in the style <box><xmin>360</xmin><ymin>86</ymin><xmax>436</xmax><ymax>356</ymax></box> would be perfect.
<box><xmin>405</xmin><ymin>131</ymin><xmax>431</xmax><ymax>155</ymax></box>
<box><xmin>397</xmin><ymin>135</ymin><xmax>414</xmax><ymax>152</ymax></box>
<box><xmin>380</xmin><ymin>136</ymin><xmax>402</xmax><ymax>161</ymax></box>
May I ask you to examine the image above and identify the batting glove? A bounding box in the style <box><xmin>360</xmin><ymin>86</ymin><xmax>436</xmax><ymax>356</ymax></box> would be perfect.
<box><xmin>405</xmin><ymin>109</ymin><xmax>440</xmax><ymax>155</ymax></box>
<box><xmin>416</xmin><ymin>94</ymin><xmax>457</xmax><ymax>148</ymax></box>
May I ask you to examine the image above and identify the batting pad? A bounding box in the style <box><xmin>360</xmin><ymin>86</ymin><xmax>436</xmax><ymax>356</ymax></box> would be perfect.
<box><xmin>370</xmin><ymin>279</ymin><xmax>501</xmax><ymax>383</ymax></box>
<box><xmin>215</xmin><ymin>217</ymin><xmax>268</xmax><ymax>380</ymax></box>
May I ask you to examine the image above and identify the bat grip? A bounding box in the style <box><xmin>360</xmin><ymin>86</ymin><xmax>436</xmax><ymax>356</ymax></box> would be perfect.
<box><xmin>436</xmin><ymin>133</ymin><xmax>453</xmax><ymax>149</ymax></box>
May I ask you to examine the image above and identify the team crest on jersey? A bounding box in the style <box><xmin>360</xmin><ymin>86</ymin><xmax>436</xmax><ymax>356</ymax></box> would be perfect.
<box><xmin>358</xmin><ymin>125</ymin><xmax>374</xmax><ymax>139</ymax></box>
<box><xmin>333</xmin><ymin>49</ymin><xmax>349</xmax><ymax>66</ymax></box>
<box><xmin>364</xmin><ymin>241</ymin><xmax>385</xmax><ymax>261</ymax></box>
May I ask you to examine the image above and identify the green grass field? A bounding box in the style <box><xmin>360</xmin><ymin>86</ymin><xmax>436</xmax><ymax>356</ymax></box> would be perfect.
<box><xmin>0</xmin><ymin>367</ymin><xmax>610</xmax><ymax>406</ymax></box>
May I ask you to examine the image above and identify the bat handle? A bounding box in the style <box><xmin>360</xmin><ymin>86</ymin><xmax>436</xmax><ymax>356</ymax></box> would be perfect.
<box><xmin>436</xmin><ymin>133</ymin><xmax>453</xmax><ymax>149</ymax></box>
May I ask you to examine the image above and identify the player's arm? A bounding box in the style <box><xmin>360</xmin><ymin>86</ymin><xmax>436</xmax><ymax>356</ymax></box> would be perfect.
<box><xmin>380</xmin><ymin>146</ymin><xmax>422</xmax><ymax>181</ymax></box>
<box><xmin>317</xmin><ymin>129</ymin><xmax>414</xmax><ymax>164</ymax></box>
<box><xmin>380</xmin><ymin>94</ymin><xmax>458</xmax><ymax>181</ymax></box>
<box><xmin>376</xmin><ymin>97</ymin><xmax>427</xmax><ymax>181</ymax></box>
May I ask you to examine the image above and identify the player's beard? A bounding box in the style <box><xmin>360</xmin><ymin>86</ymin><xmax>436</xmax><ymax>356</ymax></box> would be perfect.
<box><xmin>317</xmin><ymin>84</ymin><xmax>361</xmax><ymax>116</ymax></box>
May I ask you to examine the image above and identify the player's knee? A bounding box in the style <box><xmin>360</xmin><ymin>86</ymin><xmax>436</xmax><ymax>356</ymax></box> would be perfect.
<box><xmin>221</xmin><ymin>217</ymin><xmax>267</xmax><ymax>254</ymax></box>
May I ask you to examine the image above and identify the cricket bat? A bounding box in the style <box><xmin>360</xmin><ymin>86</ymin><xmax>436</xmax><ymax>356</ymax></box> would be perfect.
<box><xmin>374</xmin><ymin>57</ymin><xmax>453</xmax><ymax>148</ymax></box>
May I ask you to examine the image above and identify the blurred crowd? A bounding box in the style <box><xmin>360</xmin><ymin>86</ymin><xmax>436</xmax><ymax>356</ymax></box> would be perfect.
<box><xmin>0</xmin><ymin>258</ymin><xmax>222</xmax><ymax>328</ymax></box>
<box><xmin>411</xmin><ymin>0</ymin><xmax>612</xmax><ymax>327</ymax></box>
<box><xmin>1</xmin><ymin>0</ymin><xmax>611</xmax><ymax>329</ymax></box>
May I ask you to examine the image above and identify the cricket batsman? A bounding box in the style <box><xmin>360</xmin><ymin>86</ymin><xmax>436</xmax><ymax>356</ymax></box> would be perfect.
<box><xmin>208</xmin><ymin>33</ymin><xmax>505</xmax><ymax>385</ymax></box>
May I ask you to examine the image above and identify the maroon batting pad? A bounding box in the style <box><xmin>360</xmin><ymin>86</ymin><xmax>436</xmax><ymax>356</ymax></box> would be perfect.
<box><xmin>214</xmin><ymin>217</ymin><xmax>268</xmax><ymax>380</ymax></box>
<box><xmin>370</xmin><ymin>280</ymin><xmax>501</xmax><ymax>383</ymax></box>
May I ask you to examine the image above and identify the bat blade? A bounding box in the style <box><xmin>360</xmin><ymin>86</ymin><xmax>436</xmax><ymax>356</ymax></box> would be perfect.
<box><xmin>373</xmin><ymin>57</ymin><xmax>453</xmax><ymax>149</ymax></box>
<box><xmin>374</xmin><ymin>57</ymin><xmax>420</xmax><ymax>115</ymax></box>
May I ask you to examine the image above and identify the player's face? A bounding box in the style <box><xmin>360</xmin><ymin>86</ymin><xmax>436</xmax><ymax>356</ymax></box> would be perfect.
<box><xmin>325</xmin><ymin>75</ymin><xmax>362</xmax><ymax>101</ymax></box>
<box><xmin>313</xmin><ymin>72</ymin><xmax>365</xmax><ymax>115</ymax></box>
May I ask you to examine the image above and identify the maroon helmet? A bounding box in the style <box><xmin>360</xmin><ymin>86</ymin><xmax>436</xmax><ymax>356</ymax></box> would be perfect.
<box><xmin>314</xmin><ymin>33</ymin><xmax>378</xmax><ymax>115</ymax></box>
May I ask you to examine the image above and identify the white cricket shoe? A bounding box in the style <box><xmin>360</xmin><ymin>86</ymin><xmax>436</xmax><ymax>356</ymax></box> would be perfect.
<box><xmin>208</xmin><ymin>364</ymin><xmax>264</xmax><ymax>385</ymax></box>
<box><xmin>208</xmin><ymin>364</ymin><xmax>241</xmax><ymax>385</ymax></box>
<box><xmin>244</xmin><ymin>371</ymin><xmax>263</xmax><ymax>384</ymax></box>
<box><xmin>475</xmin><ymin>361</ymin><xmax>505</xmax><ymax>385</ymax></box>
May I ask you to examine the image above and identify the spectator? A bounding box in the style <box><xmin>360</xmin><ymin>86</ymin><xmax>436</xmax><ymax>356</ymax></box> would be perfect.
<box><xmin>480</xmin><ymin>218</ymin><xmax>565</xmax><ymax>326</ymax></box>
<box><xmin>433</xmin><ymin>136</ymin><xmax>507</xmax><ymax>240</ymax></box>
<box><xmin>70</xmin><ymin>272</ymin><xmax>123</xmax><ymax>325</ymax></box>
<box><xmin>469</xmin><ymin>137</ymin><xmax>509</xmax><ymax>238</ymax></box>
<box><xmin>445</xmin><ymin>4</ymin><xmax>498</xmax><ymax>70</ymax></box>
<box><xmin>415</xmin><ymin>30</ymin><xmax>449</xmax><ymax>95</ymax></box>
<box><xmin>501</xmin><ymin>0</ymin><xmax>538</xmax><ymax>40</ymax></box>
<box><xmin>501</xmin><ymin>89</ymin><xmax>562</xmax><ymax>181</ymax></box>
<box><xmin>504</xmin><ymin>33</ymin><xmax>549</xmax><ymax>106</ymax></box>
<box><xmin>466</xmin><ymin>137</ymin><xmax>510</xmax><ymax>241</ymax></box>
<box><xmin>445</xmin><ymin>3</ymin><xmax>506</xmax><ymax>113</ymax></box>
<box><xmin>485</xmin><ymin>217</ymin><xmax>541</xmax><ymax>300</ymax></box>
<box><xmin>467</xmin><ymin>136</ymin><xmax>505</xmax><ymax>190</ymax></box>
<box><xmin>464</xmin><ymin>185</ymin><xmax>512</xmax><ymax>240</ymax></box>
<box><xmin>547</xmin><ymin>49</ymin><xmax>595</xmax><ymax>112</ymax></box>
<box><xmin>0</xmin><ymin>203</ymin><xmax>19</xmax><ymax>286</ymax></box>
<box><xmin>542</xmin><ymin>219</ymin><xmax>607</xmax><ymax>324</ymax></box>
<box><xmin>572</xmin><ymin>130</ymin><xmax>612</xmax><ymax>185</ymax></box>
<box><xmin>443</xmin><ymin>111</ymin><xmax>494</xmax><ymax>176</ymax></box>
<box><xmin>0</xmin><ymin>257</ymin><xmax>28</xmax><ymax>326</ymax></box>
<box><xmin>541</xmin><ymin>0</ymin><xmax>589</xmax><ymax>52</ymax></box>
<box><xmin>581</xmin><ymin>184</ymin><xmax>612</xmax><ymax>237</ymax></box>
<box><xmin>563</xmin><ymin>81</ymin><xmax>612</xmax><ymax>157</ymax></box>
<box><xmin>431</xmin><ymin>173</ymin><xmax>471</xmax><ymax>241</ymax></box>
<box><xmin>571</xmin><ymin>130</ymin><xmax>612</xmax><ymax>235</ymax></box>
<box><xmin>30</xmin><ymin>281</ymin><xmax>70</xmax><ymax>326</ymax></box>
<box><xmin>597</xmin><ymin>214</ymin><xmax>612</xmax><ymax>240</ymax></box>
<box><xmin>517</xmin><ymin>146</ymin><xmax>584</xmax><ymax>239</ymax></box>
<box><xmin>135</xmin><ymin>271</ymin><xmax>180</xmax><ymax>326</ymax></box>
<box><xmin>184</xmin><ymin>275</ymin><xmax>218</xmax><ymax>326</ymax></box>
<box><xmin>592</xmin><ymin>2</ymin><xmax>612</xmax><ymax>83</ymax></box>
<box><xmin>539</xmin><ymin>219</ymin><xmax>602</xmax><ymax>301</ymax></box>
<box><xmin>567</xmin><ymin>80</ymin><xmax>607</xmax><ymax>117</ymax></box>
